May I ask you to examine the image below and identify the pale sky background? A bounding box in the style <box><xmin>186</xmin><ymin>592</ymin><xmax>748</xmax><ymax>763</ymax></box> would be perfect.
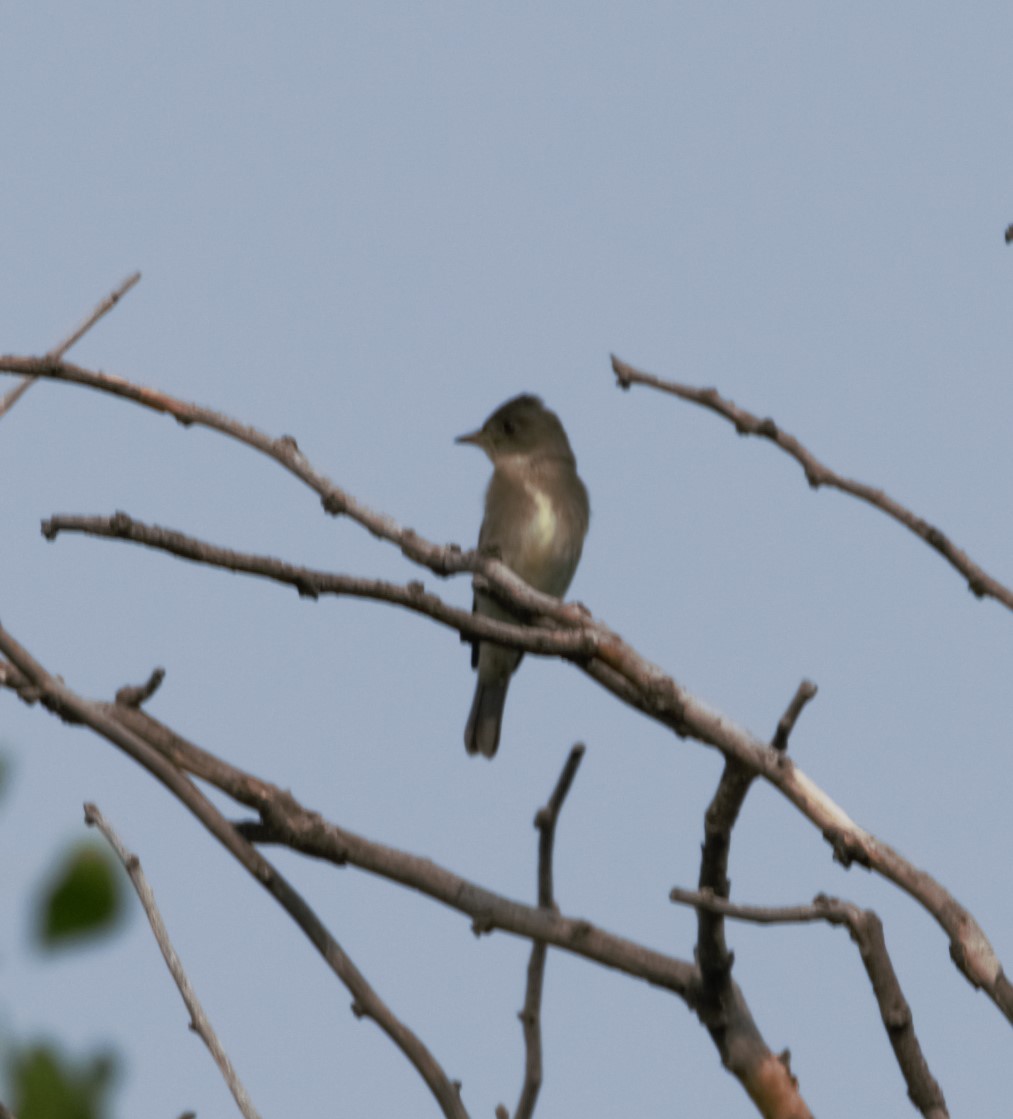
<box><xmin>2</xmin><ymin>4</ymin><xmax>1013</xmax><ymax>1117</ymax></box>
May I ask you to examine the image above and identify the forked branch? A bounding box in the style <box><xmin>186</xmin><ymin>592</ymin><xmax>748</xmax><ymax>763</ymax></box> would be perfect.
<box><xmin>0</xmin><ymin>271</ymin><xmax>140</xmax><ymax>420</ymax></box>
<box><xmin>12</xmin><ymin>348</ymin><xmax>1009</xmax><ymax>1025</ymax></box>
<box><xmin>0</xmin><ymin>627</ymin><xmax>469</xmax><ymax>1119</ymax></box>
<box><xmin>670</xmin><ymin>891</ymin><xmax>948</xmax><ymax>1119</ymax></box>
<box><xmin>509</xmin><ymin>744</ymin><xmax>585</xmax><ymax>1119</ymax></box>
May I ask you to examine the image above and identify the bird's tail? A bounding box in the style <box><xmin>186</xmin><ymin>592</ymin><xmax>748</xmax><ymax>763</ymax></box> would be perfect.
<box><xmin>464</xmin><ymin>680</ymin><xmax>509</xmax><ymax>758</ymax></box>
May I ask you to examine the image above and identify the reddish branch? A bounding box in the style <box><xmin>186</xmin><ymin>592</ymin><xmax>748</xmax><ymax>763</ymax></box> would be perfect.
<box><xmin>611</xmin><ymin>354</ymin><xmax>1013</xmax><ymax>614</ymax></box>
<box><xmin>670</xmin><ymin>891</ymin><xmax>949</xmax><ymax>1119</ymax></box>
<box><xmin>687</xmin><ymin>685</ymin><xmax>821</xmax><ymax>1119</ymax></box>
<box><xmin>679</xmin><ymin>679</ymin><xmax>945</xmax><ymax>1116</ymax></box>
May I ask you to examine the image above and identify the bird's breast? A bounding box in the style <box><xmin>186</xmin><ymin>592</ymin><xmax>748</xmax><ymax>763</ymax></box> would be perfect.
<box><xmin>525</xmin><ymin>485</ymin><xmax>559</xmax><ymax>552</ymax></box>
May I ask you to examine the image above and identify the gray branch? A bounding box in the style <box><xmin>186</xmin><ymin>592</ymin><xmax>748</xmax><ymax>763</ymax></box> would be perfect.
<box><xmin>84</xmin><ymin>802</ymin><xmax>263</xmax><ymax>1119</ymax></box>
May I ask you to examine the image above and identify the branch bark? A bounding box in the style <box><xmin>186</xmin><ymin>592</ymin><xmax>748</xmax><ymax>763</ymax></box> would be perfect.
<box><xmin>686</xmin><ymin>684</ymin><xmax>822</xmax><ymax>1119</ymax></box>
<box><xmin>669</xmin><ymin>891</ymin><xmax>949</xmax><ymax>1119</ymax></box>
<box><xmin>0</xmin><ymin>627</ymin><xmax>469</xmax><ymax>1119</ymax></box>
<box><xmin>2</xmin><ymin>289</ymin><xmax>1002</xmax><ymax>1113</ymax></box>
<box><xmin>0</xmin><ymin>272</ymin><xmax>140</xmax><ymax>419</ymax></box>
<box><xmin>509</xmin><ymin>743</ymin><xmax>585</xmax><ymax>1119</ymax></box>
<box><xmin>0</xmin><ymin>638</ymin><xmax>801</xmax><ymax>1115</ymax></box>
<box><xmin>84</xmin><ymin>802</ymin><xmax>263</xmax><ymax>1119</ymax></box>
<box><xmin>611</xmin><ymin>354</ymin><xmax>1013</xmax><ymax>614</ymax></box>
<box><xmin>36</xmin><ymin>496</ymin><xmax>1012</xmax><ymax>1027</ymax></box>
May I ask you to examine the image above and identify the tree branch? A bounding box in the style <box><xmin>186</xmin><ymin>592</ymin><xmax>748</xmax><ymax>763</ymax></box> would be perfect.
<box><xmin>12</xmin><ymin>354</ymin><xmax>1012</xmax><ymax>1024</ymax></box>
<box><xmin>611</xmin><ymin>354</ymin><xmax>1013</xmax><ymax>613</ymax></box>
<box><xmin>771</xmin><ymin>680</ymin><xmax>817</xmax><ymax>752</ymax></box>
<box><xmin>3</xmin><ymin>637</ymin><xmax>804</xmax><ymax>1114</ymax></box>
<box><xmin>0</xmin><ymin>272</ymin><xmax>140</xmax><ymax>420</ymax></box>
<box><xmin>509</xmin><ymin>744</ymin><xmax>585</xmax><ymax>1119</ymax></box>
<box><xmin>670</xmin><ymin>891</ymin><xmax>949</xmax><ymax>1119</ymax></box>
<box><xmin>40</xmin><ymin>512</ymin><xmax>596</xmax><ymax>660</ymax></box>
<box><xmin>687</xmin><ymin>684</ymin><xmax>821</xmax><ymax>1119</ymax></box>
<box><xmin>100</xmin><ymin>684</ymin><xmax>812</xmax><ymax>1118</ymax></box>
<box><xmin>84</xmin><ymin>802</ymin><xmax>263</xmax><ymax>1119</ymax></box>
<box><xmin>1</xmin><ymin>633</ymin><xmax>965</xmax><ymax>1118</ymax></box>
<box><xmin>0</xmin><ymin>626</ymin><xmax>469</xmax><ymax>1119</ymax></box>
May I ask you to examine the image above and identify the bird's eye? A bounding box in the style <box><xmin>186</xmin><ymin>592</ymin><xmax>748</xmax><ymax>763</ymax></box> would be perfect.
<box><xmin>502</xmin><ymin>420</ymin><xmax>516</xmax><ymax>436</ymax></box>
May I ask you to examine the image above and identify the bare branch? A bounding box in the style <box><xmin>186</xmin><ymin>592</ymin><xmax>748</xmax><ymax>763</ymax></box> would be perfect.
<box><xmin>5</xmin><ymin>629</ymin><xmax>950</xmax><ymax>1117</ymax></box>
<box><xmin>106</xmin><ymin>694</ymin><xmax>801</xmax><ymax>1118</ymax></box>
<box><xmin>534</xmin><ymin>744</ymin><xmax>585</xmax><ymax>909</ymax></box>
<box><xmin>0</xmin><ymin>272</ymin><xmax>140</xmax><ymax>420</ymax></box>
<box><xmin>98</xmin><ymin>702</ymin><xmax>694</xmax><ymax>993</ymax></box>
<box><xmin>510</xmin><ymin>744</ymin><xmax>585</xmax><ymax>1119</ymax></box>
<box><xmin>84</xmin><ymin>802</ymin><xmax>263</xmax><ymax>1119</ymax></box>
<box><xmin>611</xmin><ymin>354</ymin><xmax>1013</xmax><ymax>614</ymax></box>
<box><xmin>0</xmin><ymin>352</ymin><xmax>488</xmax><ymax>584</ymax></box>
<box><xmin>114</xmin><ymin>666</ymin><xmax>165</xmax><ymax>708</ymax></box>
<box><xmin>688</xmin><ymin>682</ymin><xmax>819</xmax><ymax>1119</ymax></box>
<box><xmin>40</xmin><ymin>512</ymin><xmax>596</xmax><ymax>660</ymax></box>
<box><xmin>15</xmin><ymin>356</ymin><xmax>1013</xmax><ymax>1023</ymax></box>
<box><xmin>771</xmin><ymin>680</ymin><xmax>817</xmax><ymax>752</ymax></box>
<box><xmin>0</xmin><ymin>625</ymin><xmax>469</xmax><ymax>1119</ymax></box>
<box><xmin>0</xmin><ymin>373</ymin><xmax>38</xmax><ymax>420</ymax></box>
<box><xmin>49</xmin><ymin>273</ymin><xmax>142</xmax><ymax>361</ymax></box>
<box><xmin>41</xmin><ymin>524</ymin><xmax>1013</xmax><ymax>1023</ymax></box>
<box><xmin>673</xmin><ymin>887</ymin><xmax>808</xmax><ymax>923</ymax></box>
<box><xmin>670</xmin><ymin>891</ymin><xmax>949</xmax><ymax>1119</ymax></box>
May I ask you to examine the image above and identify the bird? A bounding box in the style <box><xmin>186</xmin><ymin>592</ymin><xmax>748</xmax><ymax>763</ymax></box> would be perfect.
<box><xmin>456</xmin><ymin>394</ymin><xmax>590</xmax><ymax>757</ymax></box>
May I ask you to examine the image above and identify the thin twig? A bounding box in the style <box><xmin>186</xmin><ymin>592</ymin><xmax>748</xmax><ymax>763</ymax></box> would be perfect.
<box><xmin>49</xmin><ymin>273</ymin><xmax>142</xmax><ymax>361</ymax></box>
<box><xmin>84</xmin><ymin>803</ymin><xmax>263</xmax><ymax>1119</ymax></box>
<box><xmin>0</xmin><ymin>624</ymin><xmax>469</xmax><ymax>1119</ymax></box>
<box><xmin>13</xmin><ymin>355</ymin><xmax>1013</xmax><ymax>1023</ymax></box>
<box><xmin>669</xmin><ymin>891</ymin><xmax>949</xmax><ymax>1119</ymax></box>
<box><xmin>0</xmin><ymin>272</ymin><xmax>140</xmax><ymax>420</ymax></box>
<box><xmin>612</xmin><ymin>354</ymin><xmax>1013</xmax><ymax>614</ymax></box>
<box><xmin>115</xmin><ymin>666</ymin><xmax>166</xmax><ymax>708</ymax></box>
<box><xmin>672</xmin><ymin>888</ymin><xmax>832</xmax><ymax>924</ymax></box>
<box><xmin>771</xmin><ymin>680</ymin><xmax>818</xmax><ymax>751</ymax></box>
<box><xmin>510</xmin><ymin>744</ymin><xmax>585</xmax><ymax>1119</ymax></box>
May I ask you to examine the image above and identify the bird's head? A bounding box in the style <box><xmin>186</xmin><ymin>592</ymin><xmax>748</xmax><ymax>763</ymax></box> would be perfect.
<box><xmin>456</xmin><ymin>394</ymin><xmax>573</xmax><ymax>463</ymax></box>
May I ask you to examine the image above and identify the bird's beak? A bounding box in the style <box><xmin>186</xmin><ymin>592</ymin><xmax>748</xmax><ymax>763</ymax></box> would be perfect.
<box><xmin>455</xmin><ymin>428</ymin><xmax>484</xmax><ymax>447</ymax></box>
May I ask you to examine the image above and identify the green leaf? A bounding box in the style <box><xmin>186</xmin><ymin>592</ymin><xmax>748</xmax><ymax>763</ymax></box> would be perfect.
<box><xmin>35</xmin><ymin>842</ymin><xmax>125</xmax><ymax>949</ymax></box>
<box><xmin>8</xmin><ymin>1042</ymin><xmax>117</xmax><ymax>1119</ymax></box>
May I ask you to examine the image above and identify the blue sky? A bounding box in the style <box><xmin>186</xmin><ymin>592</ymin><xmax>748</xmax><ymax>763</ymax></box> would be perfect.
<box><xmin>2</xmin><ymin>4</ymin><xmax>1013</xmax><ymax>1116</ymax></box>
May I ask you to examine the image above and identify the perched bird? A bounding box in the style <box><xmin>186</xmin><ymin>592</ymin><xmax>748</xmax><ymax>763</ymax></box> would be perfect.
<box><xmin>456</xmin><ymin>394</ymin><xmax>590</xmax><ymax>757</ymax></box>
